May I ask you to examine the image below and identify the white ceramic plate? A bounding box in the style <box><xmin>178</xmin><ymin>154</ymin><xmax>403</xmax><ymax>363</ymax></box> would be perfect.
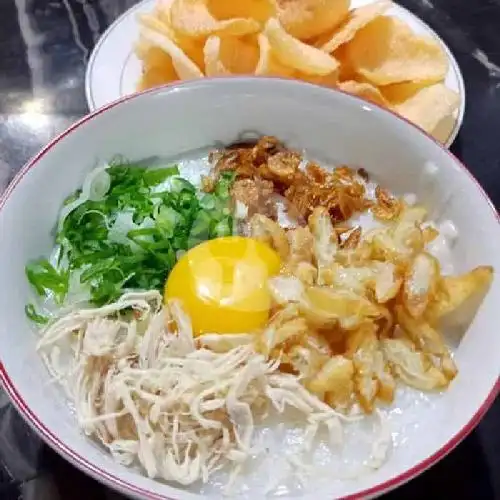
<box><xmin>0</xmin><ymin>78</ymin><xmax>498</xmax><ymax>500</ymax></box>
<box><xmin>85</xmin><ymin>0</ymin><xmax>465</xmax><ymax>147</ymax></box>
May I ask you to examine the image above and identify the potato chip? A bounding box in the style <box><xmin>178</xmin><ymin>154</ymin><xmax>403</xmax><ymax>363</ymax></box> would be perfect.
<box><xmin>170</xmin><ymin>0</ymin><xmax>260</xmax><ymax>38</ymax></box>
<box><xmin>255</xmin><ymin>33</ymin><xmax>295</xmax><ymax>77</ymax></box>
<box><xmin>204</xmin><ymin>36</ymin><xmax>230</xmax><ymax>75</ymax></box>
<box><xmin>134</xmin><ymin>39</ymin><xmax>153</xmax><ymax>60</ymax></box>
<box><xmin>140</xmin><ymin>27</ymin><xmax>204</xmax><ymax>80</ymax></box>
<box><xmin>394</xmin><ymin>83</ymin><xmax>459</xmax><ymax>134</ymax></box>
<box><xmin>137</xmin><ymin>66</ymin><xmax>178</xmax><ymax>91</ymax></box>
<box><xmin>345</xmin><ymin>16</ymin><xmax>448</xmax><ymax>85</ymax></box>
<box><xmin>298</xmin><ymin>70</ymin><xmax>339</xmax><ymax>88</ymax></box>
<box><xmin>381</xmin><ymin>80</ymin><xmax>428</xmax><ymax>104</ymax></box>
<box><xmin>264</xmin><ymin>17</ymin><xmax>339</xmax><ymax>75</ymax></box>
<box><xmin>426</xmin><ymin>266</ymin><xmax>493</xmax><ymax>329</ymax></box>
<box><xmin>138</xmin><ymin>12</ymin><xmax>205</xmax><ymax>69</ymax></box>
<box><xmin>338</xmin><ymin>80</ymin><xmax>390</xmax><ymax>107</ymax></box>
<box><xmin>277</xmin><ymin>0</ymin><xmax>351</xmax><ymax>41</ymax></box>
<box><xmin>136</xmin><ymin>43</ymin><xmax>179</xmax><ymax>90</ymax></box>
<box><xmin>208</xmin><ymin>0</ymin><xmax>276</xmax><ymax>24</ymax></box>
<box><xmin>316</xmin><ymin>0</ymin><xmax>392</xmax><ymax>53</ymax></box>
<box><xmin>204</xmin><ymin>35</ymin><xmax>260</xmax><ymax>76</ymax></box>
<box><xmin>155</xmin><ymin>0</ymin><xmax>176</xmax><ymax>20</ymax></box>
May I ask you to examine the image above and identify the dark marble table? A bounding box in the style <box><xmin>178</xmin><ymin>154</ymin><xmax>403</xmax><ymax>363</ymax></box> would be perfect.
<box><xmin>0</xmin><ymin>0</ymin><xmax>499</xmax><ymax>498</ymax></box>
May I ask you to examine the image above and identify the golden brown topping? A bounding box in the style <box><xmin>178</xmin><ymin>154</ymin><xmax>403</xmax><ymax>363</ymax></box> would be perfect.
<box><xmin>211</xmin><ymin>136</ymin><xmax>373</xmax><ymax>227</ymax></box>
<box><xmin>231</xmin><ymin>179</ymin><xmax>260</xmax><ymax>210</ymax></box>
<box><xmin>372</xmin><ymin>185</ymin><xmax>402</xmax><ymax>221</ymax></box>
<box><xmin>251</xmin><ymin>135</ymin><xmax>283</xmax><ymax>165</ymax></box>
<box><xmin>214</xmin><ymin>148</ymin><xmax>255</xmax><ymax>178</ymax></box>
<box><xmin>201</xmin><ymin>174</ymin><xmax>216</xmax><ymax>193</ymax></box>
<box><xmin>306</xmin><ymin>162</ymin><xmax>328</xmax><ymax>183</ymax></box>
<box><xmin>265</xmin><ymin>150</ymin><xmax>302</xmax><ymax>185</ymax></box>
<box><xmin>340</xmin><ymin>226</ymin><xmax>362</xmax><ymax>250</ymax></box>
<box><xmin>249</xmin><ymin>214</ymin><xmax>290</xmax><ymax>260</ymax></box>
<box><xmin>231</xmin><ymin>178</ymin><xmax>277</xmax><ymax>219</ymax></box>
<box><xmin>287</xmin><ymin>227</ymin><xmax>314</xmax><ymax>265</ymax></box>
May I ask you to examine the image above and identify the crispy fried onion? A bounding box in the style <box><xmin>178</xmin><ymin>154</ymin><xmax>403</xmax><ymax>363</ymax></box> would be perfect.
<box><xmin>207</xmin><ymin>137</ymin><xmax>369</xmax><ymax>224</ymax></box>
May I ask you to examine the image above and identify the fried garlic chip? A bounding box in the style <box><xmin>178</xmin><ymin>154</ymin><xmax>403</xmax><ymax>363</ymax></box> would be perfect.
<box><xmin>330</xmin><ymin>262</ymin><xmax>374</xmax><ymax>295</ymax></box>
<box><xmin>396</xmin><ymin>306</ymin><xmax>457</xmax><ymax>380</ymax></box>
<box><xmin>256</xmin><ymin>304</ymin><xmax>302</xmax><ymax>355</ymax></box>
<box><xmin>301</xmin><ymin>286</ymin><xmax>384</xmax><ymax>330</ymax></box>
<box><xmin>264</xmin><ymin>17</ymin><xmax>340</xmax><ymax>76</ymax></box>
<box><xmin>250</xmin><ymin>214</ymin><xmax>290</xmax><ymax>260</ymax></box>
<box><xmin>347</xmin><ymin>324</ymin><xmax>395</xmax><ymax>412</ymax></box>
<box><xmin>316</xmin><ymin>0</ymin><xmax>392</xmax><ymax>53</ymax></box>
<box><xmin>309</xmin><ymin>207</ymin><xmax>338</xmax><ymax>285</ymax></box>
<box><xmin>287</xmin><ymin>227</ymin><xmax>315</xmax><ymax>265</ymax></box>
<box><xmin>277</xmin><ymin>0</ymin><xmax>351</xmax><ymax>41</ymax></box>
<box><xmin>371</xmin><ymin>261</ymin><xmax>401</xmax><ymax>303</ymax></box>
<box><xmin>285</xmin><ymin>344</ymin><xmax>329</xmax><ymax>380</ymax></box>
<box><xmin>309</xmin><ymin>355</ymin><xmax>355</xmax><ymax>411</ymax></box>
<box><xmin>382</xmin><ymin>338</ymin><xmax>448</xmax><ymax>391</ymax></box>
<box><xmin>394</xmin><ymin>83</ymin><xmax>460</xmax><ymax>135</ymax></box>
<box><xmin>345</xmin><ymin>16</ymin><xmax>449</xmax><ymax>86</ymax></box>
<box><xmin>292</xmin><ymin>262</ymin><xmax>318</xmax><ymax>286</ymax></box>
<box><xmin>426</xmin><ymin>266</ymin><xmax>493</xmax><ymax>330</ymax></box>
<box><xmin>369</xmin><ymin>219</ymin><xmax>424</xmax><ymax>264</ymax></box>
<box><xmin>268</xmin><ymin>275</ymin><xmax>305</xmax><ymax>306</ymax></box>
<box><xmin>402</xmin><ymin>252</ymin><xmax>440</xmax><ymax>318</ymax></box>
<box><xmin>170</xmin><ymin>0</ymin><xmax>260</xmax><ymax>38</ymax></box>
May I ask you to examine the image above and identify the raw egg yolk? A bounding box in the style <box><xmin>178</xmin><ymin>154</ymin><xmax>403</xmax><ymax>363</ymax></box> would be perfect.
<box><xmin>164</xmin><ymin>236</ymin><xmax>281</xmax><ymax>335</ymax></box>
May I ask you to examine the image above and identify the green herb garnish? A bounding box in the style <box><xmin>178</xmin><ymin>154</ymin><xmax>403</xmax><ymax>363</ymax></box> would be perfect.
<box><xmin>25</xmin><ymin>304</ymin><xmax>49</xmax><ymax>325</ymax></box>
<box><xmin>25</xmin><ymin>161</ymin><xmax>236</xmax><ymax>314</ymax></box>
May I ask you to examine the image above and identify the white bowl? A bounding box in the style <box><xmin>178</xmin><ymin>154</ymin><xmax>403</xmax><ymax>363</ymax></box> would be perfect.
<box><xmin>0</xmin><ymin>77</ymin><xmax>498</xmax><ymax>499</ymax></box>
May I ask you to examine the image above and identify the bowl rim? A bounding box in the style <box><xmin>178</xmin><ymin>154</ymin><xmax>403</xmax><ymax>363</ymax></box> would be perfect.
<box><xmin>0</xmin><ymin>77</ymin><xmax>498</xmax><ymax>500</ymax></box>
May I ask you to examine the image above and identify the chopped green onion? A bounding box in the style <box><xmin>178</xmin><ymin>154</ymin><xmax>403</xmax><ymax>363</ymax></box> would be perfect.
<box><xmin>25</xmin><ymin>304</ymin><xmax>49</xmax><ymax>325</ymax></box>
<box><xmin>25</xmin><ymin>160</ymin><xmax>236</xmax><ymax>313</ymax></box>
<box><xmin>25</xmin><ymin>259</ymin><xmax>69</xmax><ymax>304</ymax></box>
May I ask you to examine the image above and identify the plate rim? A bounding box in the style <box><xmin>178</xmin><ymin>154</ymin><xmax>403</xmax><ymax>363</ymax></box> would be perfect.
<box><xmin>84</xmin><ymin>0</ymin><xmax>466</xmax><ymax>148</ymax></box>
<box><xmin>6</xmin><ymin>77</ymin><xmax>498</xmax><ymax>500</ymax></box>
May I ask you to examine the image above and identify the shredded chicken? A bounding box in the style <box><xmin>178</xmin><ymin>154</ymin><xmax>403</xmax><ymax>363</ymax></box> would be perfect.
<box><xmin>36</xmin><ymin>291</ymin><xmax>375</xmax><ymax>488</ymax></box>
